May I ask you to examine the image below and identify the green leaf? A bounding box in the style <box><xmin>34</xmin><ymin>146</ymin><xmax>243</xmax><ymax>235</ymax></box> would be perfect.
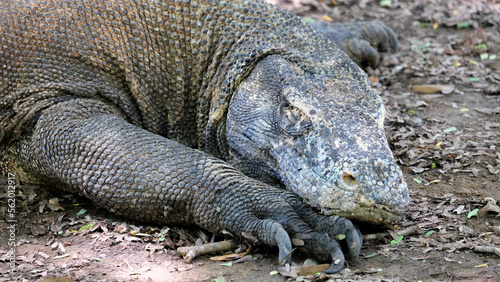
<box><xmin>412</xmin><ymin>42</ymin><xmax>431</xmax><ymax>51</ymax></box>
<box><xmin>443</xmin><ymin>126</ymin><xmax>457</xmax><ymax>133</ymax></box>
<box><xmin>413</xmin><ymin>178</ymin><xmax>422</xmax><ymax>184</ymax></box>
<box><xmin>365</xmin><ymin>252</ymin><xmax>378</xmax><ymax>258</ymax></box>
<box><xmin>460</xmin><ymin>108</ymin><xmax>469</xmax><ymax>112</ymax></box>
<box><xmin>457</xmin><ymin>22</ymin><xmax>469</xmax><ymax>28</ymax></box>
<box><xmin>76</xmin><ymin>208</ymin><xmax>87</xmax><ymax>216</ymax></box>
<box><xmin>302</xmin><ymin>17</ymin><xmax>316</xmax><ymax>23</ymax></box>
<box><xmin>220</xmin><ymin>262</ymin><xmax>233</xmax><ymax>267</ymax></box>
<box><xmin>269</xmin><ymin>270</ymin><xmax>279</xmax><ymax>276</ymax></box>
<box><xmin>480</xmin><ymin>53</ymin><xmax>489</xmax><ymax>60</ymax></box>
<box><xmin>78</xmin><ymin>223</ymin><xmax>94</xmax><ymax>232</ymax></box>
<box><xmin>470</xmin><ymin>77</ymin><xmax>481</xmax><ymax>82</ymax></box>
<box><xmin>214</xmin><ymin>279</ymin><xmax>222</xmax><ymax>282</ymax></box>
<box><xmin>467</xmin><ymin>208</ymin><xmax>479</xmax><ymax>218</ymax></box>
<box><xmin>489</xmin><ymin>54</ymin><xmax>497</xmax><ymax>60</ymax></box>
<box><xmin>408</xmin><ymin>110</ymin><xmax>416</xmax><ymax>114</ymax></box>
<box><xmin>53</xmin><ymin>254</ymin><xmax>70</xmax><ymax>259</ymax></box>
<box><xmin>424</xmin><ymin>230</ymin><xmax>435</xmax><ymax>237</ymax></box>
<box><xmin>128</xmin><ymin>272</ymin><xmax>140</xmax><ymax>276</ymax></box>
<box><xmin>91</xmin><ymin>257</ymin><xmax>102</xmax><ymax>262</ymax></box>
<box><xmin>380</xmin><ymin>0</ymin><xmax>391</xmax><ymax>7</ymax></box>
<box><xmin>379</xmin><ymin>75</ymin><xmax>396</xmax><ymax>80</ymax></box>
<box><xmin>431</xmin><ymin>163</ymin><xmax>436</xmax><ymax>169</ymax></box>
<box><xmin>474</xmin><ymin>44</ymin><xmax>487</xmax><ymax>50</ymax></box>
<box><xmin>419</xmin><ymin>22</ymin><xmax>429</xmax><ymax>27</ymax></box>
<box><xmin>390</xmin><ymin>235</ymin><xmax>404</xmax><ymax>245</ymax></box>
<box><xmin>336</xmin><ymin>234</ymin><xmax>346</xmax><ymax>240</ymax></box>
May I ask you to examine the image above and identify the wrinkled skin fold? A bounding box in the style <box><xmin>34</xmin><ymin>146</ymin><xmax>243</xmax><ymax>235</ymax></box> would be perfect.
<box><xmin>0</xmin><ymin>0</ymin><xmax>408</xmax><ymax>273</ymax></box>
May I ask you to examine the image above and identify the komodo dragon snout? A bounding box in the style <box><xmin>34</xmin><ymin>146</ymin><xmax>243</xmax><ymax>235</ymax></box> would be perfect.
<box><xmin>226</xmin><ymin>55</ymin><xmax>409</xmax><ymax>227</ymax></box>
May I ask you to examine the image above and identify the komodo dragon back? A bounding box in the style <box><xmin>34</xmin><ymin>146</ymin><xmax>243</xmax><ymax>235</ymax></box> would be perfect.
<box><xmin>1</xmin><ymin>0</ymin><xmax>408</xmax><ymax>273</ymax></box>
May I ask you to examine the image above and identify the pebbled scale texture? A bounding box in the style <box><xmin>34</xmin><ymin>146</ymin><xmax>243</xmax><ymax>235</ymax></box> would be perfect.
<box><xmin>0</xmin><ymin>0</ymin><xmax>408</xmax><ymax>272</ymax></box>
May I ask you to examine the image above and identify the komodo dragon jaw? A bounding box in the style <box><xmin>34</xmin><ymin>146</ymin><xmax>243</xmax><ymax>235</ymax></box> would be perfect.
<box><xmin>226</xmin><ymin>55</ymin><xmax>409</xmax><ymax>228</ymax></box>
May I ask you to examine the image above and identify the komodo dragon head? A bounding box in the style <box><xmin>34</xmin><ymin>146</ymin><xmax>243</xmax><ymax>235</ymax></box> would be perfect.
<box><xmin>225</xmin><ymin>55</ymin><xmax>409</xmax><ymax>227</ymax></box>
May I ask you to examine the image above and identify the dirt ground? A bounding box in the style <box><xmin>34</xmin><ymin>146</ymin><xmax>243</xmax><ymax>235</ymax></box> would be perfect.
<box><xmin>1</xmin><ymin>0</ymin><xmax>499</xmax><ymax>281</ymax></box>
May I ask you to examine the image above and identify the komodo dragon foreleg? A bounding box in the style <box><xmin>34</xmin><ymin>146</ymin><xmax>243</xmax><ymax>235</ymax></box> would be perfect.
<box><xmin>18</xmin><ymin>98</ymin><xmax>361</xmax><ymax>273</ymax></box>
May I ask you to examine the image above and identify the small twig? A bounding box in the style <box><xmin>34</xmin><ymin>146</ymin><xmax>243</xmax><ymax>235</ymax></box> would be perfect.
<box><xmin>474</xmin><ymin>246</ymin><xmax>500</xmax><ymax>257</ymax></box>
<box><xmin>177</xmin><ymin>239</ymin><xmax>239</xmax><ymax>263</ymax></box>
<box><xmin>363</xmin><ymin>224</ymin><xmax>420</xmax><ymax>241</ymax></box>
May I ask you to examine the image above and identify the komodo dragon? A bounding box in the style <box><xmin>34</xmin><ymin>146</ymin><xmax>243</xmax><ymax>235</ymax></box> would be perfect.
<box><xmin>0</xmin><ymin>0</ymin><xmax>409</xmax><ymax>273</ymax></box>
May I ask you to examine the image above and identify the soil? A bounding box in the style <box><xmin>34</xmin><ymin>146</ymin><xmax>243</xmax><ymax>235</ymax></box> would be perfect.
<box><xmin>1</xmin><ymin>0</ymin><xmax>499</xmax><ymax>281</ymax></box>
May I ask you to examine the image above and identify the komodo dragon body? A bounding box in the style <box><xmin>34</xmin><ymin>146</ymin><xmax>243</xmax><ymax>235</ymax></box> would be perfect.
<box><xmin>0</xmin><ymin>0</ymin><xmax>409</xmax><ymax>272</ymax></box>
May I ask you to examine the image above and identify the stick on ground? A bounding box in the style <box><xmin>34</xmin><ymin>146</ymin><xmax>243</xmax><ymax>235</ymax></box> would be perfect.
<box><xmin>363</xmin><ymin>224</ymin><xmax>420</xmax><ymax>241</ymax></box>
<box><xmin>474</xmin><ymin>246</ymin><xmax>500</xmax><ymax>257</ymax></box>
<box><xmin>177</xmin><ymin>239</ymin><xmax>239</xmax><ymax>262</ymax></box>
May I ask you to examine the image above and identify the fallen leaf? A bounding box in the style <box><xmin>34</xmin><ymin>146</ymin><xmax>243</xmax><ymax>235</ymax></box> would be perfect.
<box><xmin>78</xmin><ymin>223</ymin><xmax>94</xmax><ymax>232</ymax></box>
<box><xmin>380</xmin><ymin>0</ymin><xmax>391</xmax><ymax>7</ymax></box>
<box><xmin>369</xmin><ymin>76</ymin><xmax>379</xmax><ymax>85</ymax></box>
<box><xmin>424</xmin><ymin>230</ymin><xmax>435</xmax><ymax>237</ymax></box>
<box><xmin>48</xmin><ymin>198</ymin><xmax>65</xmax><ymax>211</ymax></box>
<box><xmin>411</xmin><ymin>84</ymin><xmax>455</xmax><ymax>94</ymax></box>
<box><xmin>487</xmin><ymin>61</ymin><xmax>500</xmax><ymax>70</ymax></box>
<box><xmin>443</xmin><ymin>126</ymin><xmax>457</xmax><ymax>133</ymax></box>
<box><xmin>76</xmin><ymin>208</ymin><xmax>86</xmax><ymax>216</ymax></box>
<box><xmin>364</xmin><ymin>252</ymin><xmax>378</xmax><ymax>258</ymax></box>
<box><xmin>277</xmin><ymin>264</ymin><xmax>330</xmax><ymax>278</ymax></box>
<box><xmin>477</xmin><ymin>201</ymin><xmax>500</xmax><ymax>217</ymax></box>
<box><xmin>411</xmin><ymin>256</ymin><xmax>430</xmax><ymax>261</ymax></box>
<box><xmin>53</xmin><ymin>254</ymin><xmax>70</xmax><ymax>260</ymax></box>
<box><xmin>302</xmin><ymin>17</ymin><xmax>316</xmax><ymax>23</ymax></box>
<box><xmin>467</xmin><ymin>209</ymin><xmax>479</xmax><ymax>218</ymax></box>
<box><xmin>320</xmin><ymin>15</ymin><xmax>333</xmax><ymax>22</ymax></box>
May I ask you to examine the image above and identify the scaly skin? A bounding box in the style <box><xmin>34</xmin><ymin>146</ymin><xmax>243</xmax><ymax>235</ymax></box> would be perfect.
<box><xmin>310</xmin><ymin>20</ymin><xmax>400</xmax><ymax>68</ymax></box>
<box><xmin>0</xmin><ymin>0</ymin><xmax>408</xmax><ymax>272</ymax></box>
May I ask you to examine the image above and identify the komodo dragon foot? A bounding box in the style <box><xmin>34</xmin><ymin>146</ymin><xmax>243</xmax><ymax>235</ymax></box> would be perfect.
<box><xmin>311</xmin><ymin>20</ymin><xmax>400</xmax><ymax>68</ymax></box>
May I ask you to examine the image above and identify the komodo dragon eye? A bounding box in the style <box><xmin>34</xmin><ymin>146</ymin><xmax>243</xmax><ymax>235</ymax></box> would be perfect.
<box><xmin>277</xmin><ymin>101</ymin><xmax>312</xmax><ymax>137</ymax></box>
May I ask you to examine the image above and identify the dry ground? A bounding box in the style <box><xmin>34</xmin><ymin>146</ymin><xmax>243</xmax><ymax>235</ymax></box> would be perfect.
<box><xmin>1</xmin><ymin>0</ymin><xmax>499</xmax><ymax>281</ymax></box>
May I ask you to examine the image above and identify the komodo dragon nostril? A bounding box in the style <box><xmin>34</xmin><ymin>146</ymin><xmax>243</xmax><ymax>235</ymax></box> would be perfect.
<box><xmin>342</xmin><ymin>173</ymin><xmax>356</xmax><ymax>187</ymax></box>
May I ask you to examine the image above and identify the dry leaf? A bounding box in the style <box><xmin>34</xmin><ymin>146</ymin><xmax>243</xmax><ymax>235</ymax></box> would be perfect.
<box><xmin>48</xmin><ymin>198</ymin><xmax>65</xmax><ymax>211</ymax></box>
<box><xmin>369</xmin><ymin>76</ymin><xmax>379</xmax><ymax>85</ymax></box>
<box><xmin>487</xmin><ymin>61</ymin><xmax>500</xmax><ymax>70</ymax></box>
<box><xmin>411</xmin><ymin>84</ymin><xmax>455</xmax><ymax>94</ymax></box>
<box><xmin>277</xmin><ymin>264</ymin><xmax>330</xmax><ymax>278</ymax></box>
<box><xmin>321</xmin><ymin>15</ymin><xmax>333</xmax><ymax>22</ymax></box>
<box><xmin>477</xmin><ymin>201</ymin><xmax>500</xmax><ymax>217</ymax></box>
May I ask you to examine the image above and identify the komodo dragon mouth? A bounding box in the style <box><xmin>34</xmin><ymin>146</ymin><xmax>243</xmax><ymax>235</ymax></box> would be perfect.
<box><xmin>273</xmin><ymin>139</ymin><xmax>408</xmax><ymax>228</ymax></box>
